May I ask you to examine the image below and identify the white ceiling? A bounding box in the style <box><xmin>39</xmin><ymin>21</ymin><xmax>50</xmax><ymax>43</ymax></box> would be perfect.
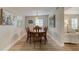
<box><xmin>2</xmin><ymin>7</ymin><xmax>56</xmax><ymax>16</ymax></box>
<box><xmin>64</xmin><ymin>7</ymin><xmax>79</xmax><ymax>14</ymax></box>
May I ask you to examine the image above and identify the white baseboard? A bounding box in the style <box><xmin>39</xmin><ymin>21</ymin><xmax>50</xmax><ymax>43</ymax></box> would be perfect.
<box><xmin>48</xmin><ymin>33</ymin><xmax>64</xmax><ymax>47</ymax></box>
<box><xmin>3</xmin><ymin>33</ymin><xmax>26</xmax><ymax>51</ymax></box>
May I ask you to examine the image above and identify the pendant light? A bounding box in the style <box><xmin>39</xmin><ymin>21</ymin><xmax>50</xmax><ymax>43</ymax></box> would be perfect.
<box><xmin>35</xmin><ymin>8</ymin><xmax>38</xmax><ymax>20</ymax></box>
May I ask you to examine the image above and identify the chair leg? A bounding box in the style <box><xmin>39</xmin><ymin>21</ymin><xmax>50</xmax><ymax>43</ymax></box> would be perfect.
<box><xmin>39</xmin><ymin>38</ymin><xmax>42</xmax><ymax>48</ymax></box>
<box><xmin>33</xmin><ymin>38</ymin><xmax>36</xmax><ymax>48</ymax></box>
<box><xmin>26</xmin><ymin>37</ymin><xmax>28</xmax><ymax>42</ymax></box>
<box><xmin>34</xmin><ymin>41</ymin><xmax>35</xmax><ymax>48</ymax></box>
<box><xmin>29</xmin><ymin>37</ymin><xmax>31</xmax><ymax>44</ymax></box>
<box><xmin>44</xmin><ymin>36</ymin><xmax>47</xmax><ymax>44</ymax></box>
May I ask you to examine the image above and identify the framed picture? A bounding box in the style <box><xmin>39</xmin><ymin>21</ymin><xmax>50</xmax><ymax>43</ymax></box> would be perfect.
<box><xmin>3</xmin><ymin>10</ymin><xmax>14</xmax><ymax>25</ymax></box>
<box><xmin>49</xmin><ymin>14</ymin><xmax>56</xmax><ymax>27</ymax></box>
<box><xmin>28</xmin><ymin>20</ymin><xmax>33</xmax><ymax>24</ymax></box>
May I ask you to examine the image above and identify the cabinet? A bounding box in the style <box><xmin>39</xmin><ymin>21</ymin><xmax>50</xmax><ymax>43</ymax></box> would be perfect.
<box><xmin>64</xmin><ymin>32</ymin><xmax>79</xmax><ymax>44</ymax></box>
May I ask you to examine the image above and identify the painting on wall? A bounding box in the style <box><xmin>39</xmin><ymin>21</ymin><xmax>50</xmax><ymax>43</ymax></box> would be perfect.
<box><xmin>3</xmin><ymin>10</ymin><xmax>14</xmax><ymax>25</ymax></box>
<box><xmin>28</xmin><ymin>20</ymin><xmax>33</xmax><ymax>24</ymax></box>
<box><xmin>49</xmin><ymin>14</ymin><xmax>56</xmax><ymax>28</ymax></box>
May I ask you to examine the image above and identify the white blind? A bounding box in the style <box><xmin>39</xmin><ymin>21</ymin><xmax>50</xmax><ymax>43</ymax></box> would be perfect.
<box><xmin>35</xmin><ymin>19</ymin><xmax>43</xmax><ymax>26</ymax></box>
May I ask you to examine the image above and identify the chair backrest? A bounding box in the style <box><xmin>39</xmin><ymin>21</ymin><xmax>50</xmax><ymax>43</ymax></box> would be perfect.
<box><xmin>38</xmin><ymin>32</ymin><xmax>45</xmax><ymax>37</ymax></box>
<box><xmin>44</xmin><ymin>26</ymin><xmax>48</xmax><ymax>32</ymax></box>
<box><xmin>25</xmin><ymin>27</ymin><xmax>30</xmax><ymax>35</ymax></box>
<box><xmin>33</xmin><ymin>26</ymin><xmax>42</xmax><ymax>32</ymax></box>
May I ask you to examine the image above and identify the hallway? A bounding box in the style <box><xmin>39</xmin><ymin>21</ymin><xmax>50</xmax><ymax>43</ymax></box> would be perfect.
<box><xmin>9</xmin><ymin>35</ymin><xmax>79</xmax><ymax>51</ymax></box>
<box><xmin>9</xmin><ymin>35</ymin><xmax>64</xmax><ymax>51</ymax></box>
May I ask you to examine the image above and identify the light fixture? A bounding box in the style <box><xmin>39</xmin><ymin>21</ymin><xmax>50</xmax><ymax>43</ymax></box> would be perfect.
<box><xmin>65</xmin><ymin>19</ymin><xmax>69</xmax><ymax>33</ymax></box>
<box><xmin>35</xmin><ymin>8</ymin><xmax>38</xmax><ymax>20</ymax></box>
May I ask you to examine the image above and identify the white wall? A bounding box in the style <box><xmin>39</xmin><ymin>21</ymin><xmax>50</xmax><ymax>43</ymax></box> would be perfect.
<box><xmin>3</xmin><ymin>9</ymin><xmax>25</xmax><ymax>28</ymax></box>
<box><xmin>0</xmin><ymin>26</ymin><xmax>24</xmax><ymax>50</ymax></box>
<box><xmin>0</xmin><ymin>8</ymin><xmax>25</xmax><ymax>50</ymax></box>
<box><xmin>48</xmin><ymin>8</ymin><xmax>64</xmax><ymax>46</ymax></box>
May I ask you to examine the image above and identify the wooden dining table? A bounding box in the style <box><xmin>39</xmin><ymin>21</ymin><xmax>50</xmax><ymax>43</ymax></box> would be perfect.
<box><xmin>30</xmin><ymin>29</ymin><xmax>45</xmax><ymax>32</ymax></box>
<box><xmin>29</xmin><ymin>29</ymin><xmax>46</xmax><ymax>48</ymax></box>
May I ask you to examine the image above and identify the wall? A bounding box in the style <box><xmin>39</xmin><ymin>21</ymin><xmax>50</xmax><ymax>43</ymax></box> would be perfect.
<box><xmin>13</xmin><ymin>16</ymin><xmax>25</xmax><ymax>28</ymax></box>
<box><xmin>3</xmin><ymin>9</ymin><xmax>25</xmax><ymax>28</ymax></box>
<box><xmin>25</xmin><ymin>15</ymin><xmax>48</xmax><ymax>28</ymax></box>
<box><xmin>0</xmin><ymin>26</ymin><xmax>24</xmax><ymax>50</ymax></box>
<box><xmin>0</xmin><ymin>8</ymin><xmax>25</xmax><ymax>50</ymax></box>
<box><xmin>48</xmin><ymin>7</ymin><xmax>64</xmax><ymax>46</ymax></box>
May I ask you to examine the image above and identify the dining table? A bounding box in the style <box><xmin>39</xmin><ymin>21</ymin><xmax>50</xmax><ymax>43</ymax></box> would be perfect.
<box><xmin>29</xmin><ymin>28</ymin><xmax>46</xmax><ymax>48</ymax></box>
<box><xmin>30</xmin><ymin>28</ymin><xmax>45</xmax><ymax>32</ymax></box>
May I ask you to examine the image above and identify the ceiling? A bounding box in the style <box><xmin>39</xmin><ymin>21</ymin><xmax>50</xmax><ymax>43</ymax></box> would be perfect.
<box><xmin>2</xmin><ymin>7</ymin><xmax>56</xmax><ymax>16</ymax></box>
<box><xmin>64</xmin><ymin>7</ymin><xmax>79</xmax><ymax>14</ymax></box>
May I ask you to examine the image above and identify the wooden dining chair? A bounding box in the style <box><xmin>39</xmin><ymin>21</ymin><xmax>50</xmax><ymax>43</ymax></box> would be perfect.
<box><xmin>37</xmin><ymin>32</ymin><xmax>46</xmax><ymax>48</ymax></box>
<box><xmin>29</xmin><ymin>31</ymin><xmax>42</xmax><ymax>48</ymax></box>
<box><xmin>43</xmin><ymin>26</ymin><xmax>48</xmax><ymax>44</ymax></box>
<box><xmin>33</xmin><ymin>25</ymin><xmax>42</xmax><ymax>32</ymax></box>
<box><xmin>25</xmin><ymin>27</ymin><xmax>31</xmax><ymax>43</ymax></box>
<box><xmin>29</xmin><ymin>32</ymin><xmax>38</xmax><ymax>48</ymax></box>
<box><xmin>31</xmin><ymin>32</ymin><xmax>46</xmax><ymax>48</ymax></box>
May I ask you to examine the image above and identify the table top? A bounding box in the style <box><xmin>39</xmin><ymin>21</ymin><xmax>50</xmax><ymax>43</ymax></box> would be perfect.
<box><xmin>30</xmin><ymin>29</ymin><xmax>45</xmax><ymax>33</ymax></box>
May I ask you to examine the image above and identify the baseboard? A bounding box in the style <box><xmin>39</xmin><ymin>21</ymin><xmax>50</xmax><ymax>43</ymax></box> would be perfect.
<box><xmin>3</xmin><ymin>33</ymin><xmax>26</xmax><ymax>51</ymax></box>
<box><xmin>48</xmin><ymin>33</ymin><xmax>64</xmax><ymax>47</ymax></box>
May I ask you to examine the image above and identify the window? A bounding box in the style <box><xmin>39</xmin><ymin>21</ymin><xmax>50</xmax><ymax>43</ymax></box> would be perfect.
<box><xmin>35</xmin><ymin>19</ymin><xmax>43</xmax><ymax>26</ymax></box>
<box><xmin>71</xmin><ymin>18</ymin><xmax>78</xmax><ymax>29</ymax></box>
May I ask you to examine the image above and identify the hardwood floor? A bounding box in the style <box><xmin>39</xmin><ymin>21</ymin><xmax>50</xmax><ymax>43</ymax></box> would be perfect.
<box><xmin>64</xmin><ymin>43</ymin><xmax>79</xmax><ymax>51</ymax></box>
<box><xmin>9</xmin><ymin>35</ymin><xmax>79</xmax><ymax>51</ymax></box>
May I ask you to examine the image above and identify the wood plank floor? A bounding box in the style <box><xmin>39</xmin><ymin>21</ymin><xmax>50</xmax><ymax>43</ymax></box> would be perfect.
<box><xmin>9</xmin><ymin>35</ymin><xmax>79</xmax><ymax>51</ymax></box>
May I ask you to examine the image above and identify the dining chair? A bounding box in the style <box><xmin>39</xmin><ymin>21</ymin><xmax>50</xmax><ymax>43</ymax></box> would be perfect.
<box><xmin>29</xmin><ymin>31</ymin><xmax>43</xmax><ymax>48</ymax></box>
<box><xmin>33</xmin><ymin>25</ymin><xmax>42</xmax><ymax>32</ymax></box>
<box><xmin>43</xmin><ymin>26</ymin><xmax>48</xmax><ymax>44</ymax></box>
<box><xmin>30</xmin><ymin>32</ymin><xmax>38</xmax><ymax>48</ymax></box>
<box><xmin>25</xmin><ymin>27</ymin><xmax>31</xmax><ymax>44</ymax></box>
<box><xmin>37</xmin><ymin>32</ymin><xmax>46</xmax><ymax>48</ymax></box>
